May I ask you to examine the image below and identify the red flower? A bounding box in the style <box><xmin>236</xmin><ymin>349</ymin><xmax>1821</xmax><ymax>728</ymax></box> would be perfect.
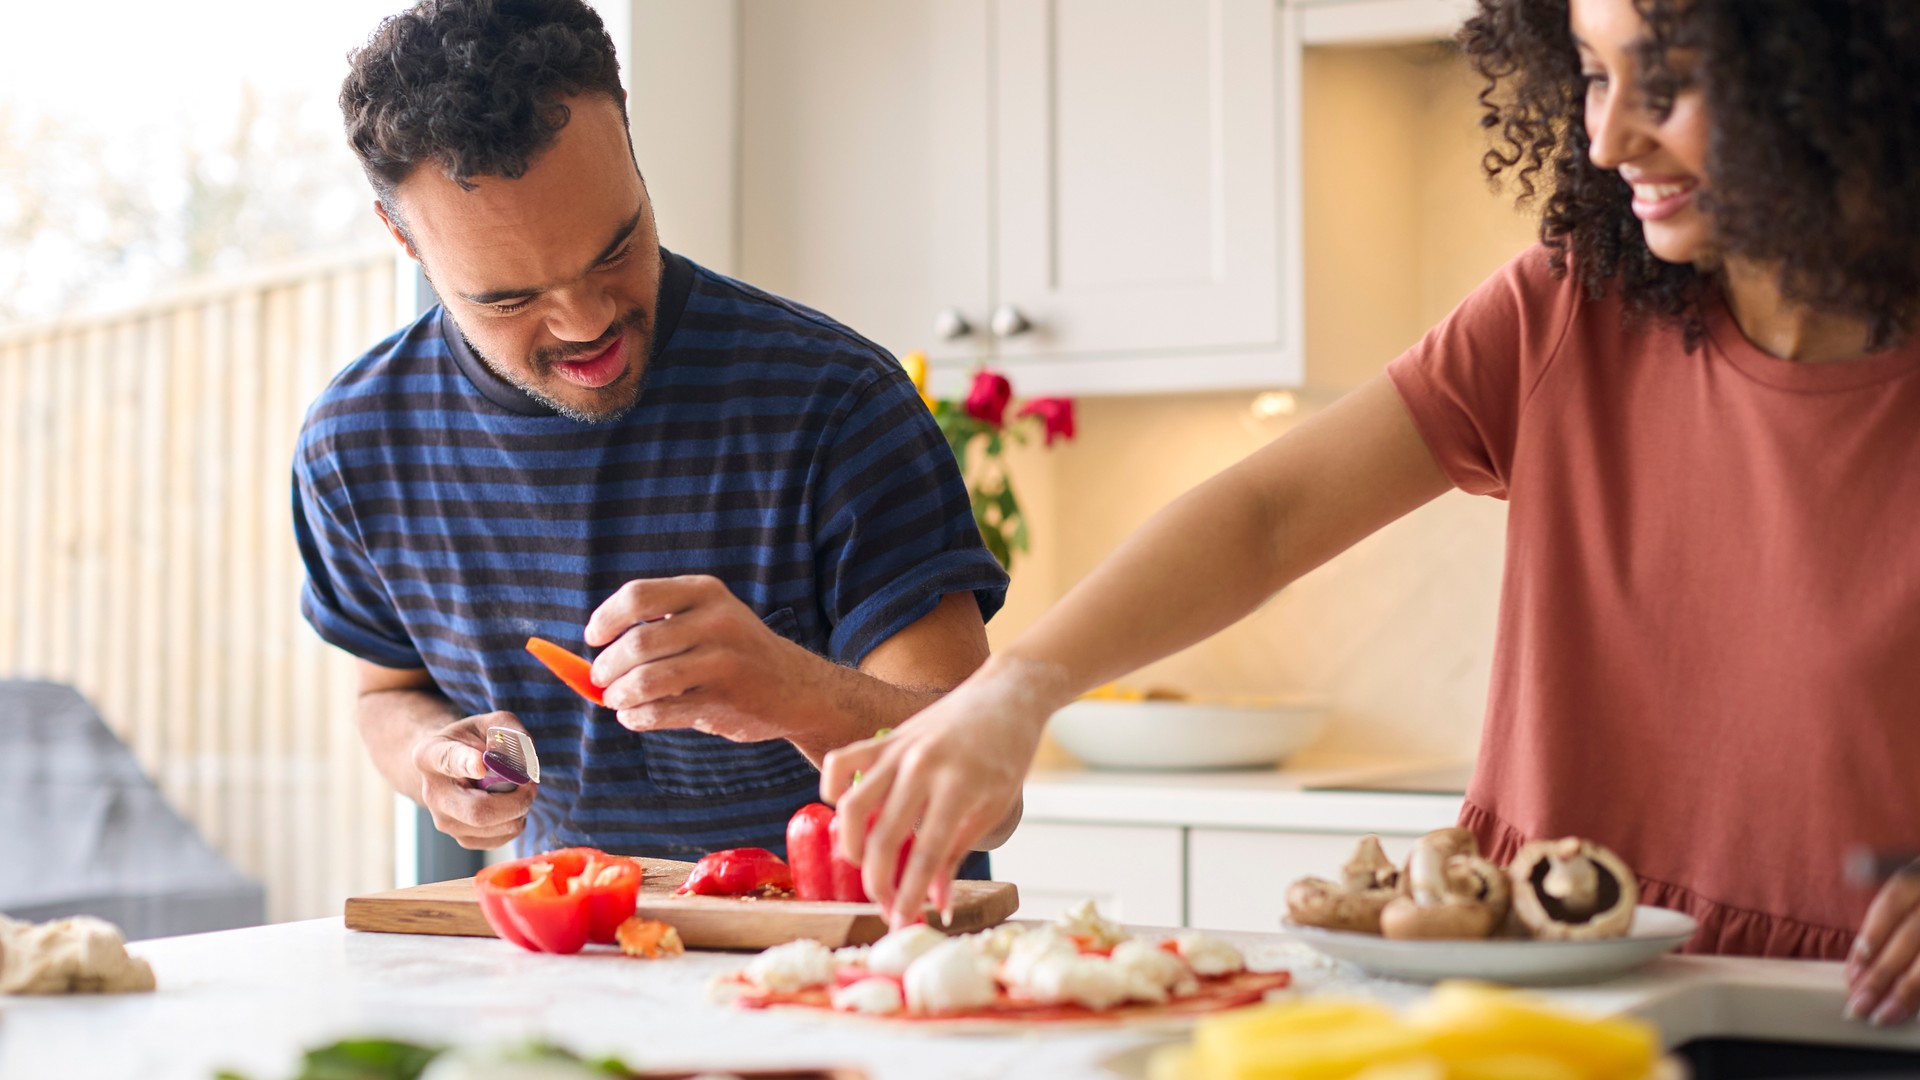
<box><xmin>964</xmin><ymin>370</ymin><xmax>1013</xmax><ymax>427</ymax></box>
<box><xmin>1018</xmin><ymin>397</ymin><xmax>1076</xmax><ymax>446</ymax></box>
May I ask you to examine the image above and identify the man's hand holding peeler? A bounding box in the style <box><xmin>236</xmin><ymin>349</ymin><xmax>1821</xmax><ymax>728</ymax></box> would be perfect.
<box><xmin>411</xmin><ymin>712</ymin><xmax>538</xmax><ymax>850</ymax></box>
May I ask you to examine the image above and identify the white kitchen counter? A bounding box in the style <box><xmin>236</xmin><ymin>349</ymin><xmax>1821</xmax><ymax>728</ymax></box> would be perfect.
<box><xmin>1023</xmin><ymin>755</ymin><xmax>1467</xmax><ymax>835</ymax></box>
<box><xmin>7</xmin><ymin>918</ymin><xmax>1918</xmax><ymax>1080</ymax></box>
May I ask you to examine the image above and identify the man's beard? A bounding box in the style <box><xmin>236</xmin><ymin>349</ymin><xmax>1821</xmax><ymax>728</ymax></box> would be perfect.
<box><xmin>478</xmin><ymin>305</ymin><xmax>654</xmax><ymax>424</ymax></box>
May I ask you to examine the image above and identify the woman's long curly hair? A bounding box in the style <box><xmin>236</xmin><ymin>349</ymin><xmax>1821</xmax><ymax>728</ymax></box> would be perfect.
<box><xmin>340</xmin><ymin>0</ymin><xmax>626</xmax><ymax>210</ymax></box>
<box><xmin>1461</xmin><ymin>0</ymin><xmax>1920</xmax><ymax>346</ymax></box>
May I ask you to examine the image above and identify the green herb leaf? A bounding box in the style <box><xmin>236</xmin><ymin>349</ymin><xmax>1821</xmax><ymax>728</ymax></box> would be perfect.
<box><xmin>295</xmin><ymin>1039</ymin><xmax>444</xmax><ymax>1080</ymax></box>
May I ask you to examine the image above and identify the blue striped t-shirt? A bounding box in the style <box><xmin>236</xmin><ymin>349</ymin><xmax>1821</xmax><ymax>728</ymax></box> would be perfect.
<box><xmin>292</xmin><ymin>250</ymin><xmax>1009</xmax><ymax>861</ymax></box>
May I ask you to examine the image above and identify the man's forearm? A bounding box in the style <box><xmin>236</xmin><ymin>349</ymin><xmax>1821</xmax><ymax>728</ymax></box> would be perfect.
<box><xmin>794</xmin><ymin>663</ymin><xmax>1023</xmax><ymax>854</ymax></box>
<box><xmin>787</xmin><ymin>662</ymin><xmax>947</xmax><ymax>767</ymax></box>
<box><xmin>357</xmin><ymin>687</ymin><xmax>461</xmax><ymax>800</ymax></box>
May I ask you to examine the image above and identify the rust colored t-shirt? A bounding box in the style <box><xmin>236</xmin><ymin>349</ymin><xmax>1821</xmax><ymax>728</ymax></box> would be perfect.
<box><xmin>1388</xmin><ymin>246</ymin><xmax>1920</xmax><ymax>959</ymax></box>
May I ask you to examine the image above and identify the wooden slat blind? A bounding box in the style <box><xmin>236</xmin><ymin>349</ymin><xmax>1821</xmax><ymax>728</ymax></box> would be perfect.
<box><xmin>0</xmin><ymin>250</ymin><xmax>399</xmax><ymax>923</ymax></box>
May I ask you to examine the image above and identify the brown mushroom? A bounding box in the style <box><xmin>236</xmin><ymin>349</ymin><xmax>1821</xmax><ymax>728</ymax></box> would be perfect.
<box><xmin>1509</xmin><ymin>837</ymin><xmax>1638</xmax><ymax>940</ymax></box>
<box><xmin>1378</xmin><ymin>829</ymin><xmax>1510</xmax><ymax>941</ymax></box>
<box><xmin>1405</xmin><ymin>827</ymin><xmax>1479</xmax><ymax>872</ymax></box>
<box><xmin>1286</xmin><ymin>834</ymin><xmax>1401</xmax><ymax>933</ymax></box>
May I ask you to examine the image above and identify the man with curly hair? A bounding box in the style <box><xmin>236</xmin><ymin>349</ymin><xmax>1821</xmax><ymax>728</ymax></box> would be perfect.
<box><xmin>830</xmin><ymin>0</ymin><xmax>1920</xmax><ymax>1001</ymax></box>
<box><xmin>293</xmin><ymin>0</ymin><xmax>1016</xmax><ymax>885</ymax></box>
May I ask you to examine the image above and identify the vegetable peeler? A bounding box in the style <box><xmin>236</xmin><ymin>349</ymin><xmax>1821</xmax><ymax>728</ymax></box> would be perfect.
<box><xmin>480</xmin><ymin>726</ymin><xmax>540</xmax><ymax>794</ymax></box>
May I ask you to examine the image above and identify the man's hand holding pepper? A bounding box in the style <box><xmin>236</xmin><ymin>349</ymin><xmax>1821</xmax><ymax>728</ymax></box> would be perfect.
<box><xmin>585</xmin><ymin>575</ymin><xmax>855</xmax><ymax>757</ymax></box>
<box><xmin>411</xmin><ymin>711</ymin><xmax>538</xmax><ymax>849</ymax></box>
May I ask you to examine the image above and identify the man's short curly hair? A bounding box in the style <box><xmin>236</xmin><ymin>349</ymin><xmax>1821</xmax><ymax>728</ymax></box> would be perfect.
<box><xmin>340</xmin><ymin>0</ymin><xmax>627</xmax><ymax>210</ymax></box>
<box><xmin>1461</xmin><ymin>0</ymin><xmax>1920</xmax><ymax>346</ymax></box>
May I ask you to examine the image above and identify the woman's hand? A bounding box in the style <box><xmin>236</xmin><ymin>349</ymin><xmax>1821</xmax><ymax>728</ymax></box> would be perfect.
<box><xmin>821</xmin><ymin>655</ymin><xmax>1070</xmax><ymax>928</ymax></box>
<box><xmin>1847</xmin><ymin>868</ymin><xmax>1920</xmax><ymax>1025</ymax></box>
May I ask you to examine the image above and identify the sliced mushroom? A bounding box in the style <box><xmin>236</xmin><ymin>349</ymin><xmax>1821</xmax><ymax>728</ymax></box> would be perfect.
<box><xmin>1379</xmin><ymin>829</ymin><xmax>1509</xmax><ymax>941</ymax></box>
<box><xmin>1286</xmin><ymin>834</ymin><xmax>1401</xmax><ymax>934</ymax></box>
<box><xmin>1509</xmin><ymin>837</ymin><xmax>1638</xmax><ymax>940</ymax></box>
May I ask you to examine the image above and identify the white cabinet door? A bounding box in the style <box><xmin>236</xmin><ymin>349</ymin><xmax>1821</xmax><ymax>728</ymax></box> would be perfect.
<box><xmin>992</xmin><ymin>821</ymin><xmax>1185</xmax><ymax>927</ymax></box>
<box><xmin>737</xmin><ymin>0</ymin><xmax>992</xmax><ymax>366</ymax></box>
<box><xmin>1187</xmin><ymin>828</ymin><xmax>1425</xmax><ymax>933</ymax></box>
<box><xmin>735</xmin><ymin>0</ymin><xmax>1291</xmax><ymax>395</ymax></box>
<box><xmin>992</xmin><ymin>0</ymin><xmax>1282</xmax><ymax>361</ymax></box>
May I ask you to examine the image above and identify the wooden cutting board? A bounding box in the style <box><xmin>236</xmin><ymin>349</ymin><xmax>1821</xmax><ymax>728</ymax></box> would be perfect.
<box><xmin>344</xmin><ymin>856</ymin><xmax>1019</xmax><ymax>950</ymax></box>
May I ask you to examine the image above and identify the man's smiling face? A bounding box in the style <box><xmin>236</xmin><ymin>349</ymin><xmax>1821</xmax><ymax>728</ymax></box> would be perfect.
<box><xmin>378</xmin><ymin>94</ymin><xmax>663</xmax><ymax>423</ymax></box>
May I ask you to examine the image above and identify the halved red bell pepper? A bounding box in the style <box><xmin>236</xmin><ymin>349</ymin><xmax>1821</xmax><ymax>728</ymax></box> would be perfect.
<box><xmin>786</xmin><ymin>802</ymin><xmax>914</xmax><ymax>903</ymax></box>
<box><xmin>525</xmin><ymin>637</ymin><xmax>606</xmax><ymax>706</ymax></box>
<box><xmin>474</xmin><ymin>847</ymin><xmax>643</xmax><ymax>953</ymax></box>
<box><xmin>676</xmin><ymin>847</ymin><xmax>794</xmax><ymax>897</ymax></box>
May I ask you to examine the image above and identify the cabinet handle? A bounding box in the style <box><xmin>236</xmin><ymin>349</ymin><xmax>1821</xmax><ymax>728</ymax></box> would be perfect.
<box><xmin>933</xmin><ymin>308</ymin><xmax>973</xmax><ymax>341</ymax></box>
<box><xmin>990</xmin><ymin>305</ymin><xmax>1033</xmax><ymax>338</ymax></box>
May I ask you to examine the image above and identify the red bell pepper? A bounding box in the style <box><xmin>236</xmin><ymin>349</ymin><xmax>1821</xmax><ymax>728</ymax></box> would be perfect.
<box><xmin>786</xmin><ymin>803</ymin><xmax>839</xmax><ymax>901</ymax></box>
<box><xmin>474</xmin><ymin>847</ymin><xmax>643</xmax><ymax>953</ymax></box>
<box><xmin>785</xmin><ymin>802</ymin><xmax>914</xmax><ymax>903</ymax></box>
<box><xmin>525</xmin><ymin>637</ymin><xmax>606</xmax><ymax>706</ymax></box>
<box><xmin>676</xmin><ymin>847</ymin><xmax>794</xmax><ymax>897</ymax></box>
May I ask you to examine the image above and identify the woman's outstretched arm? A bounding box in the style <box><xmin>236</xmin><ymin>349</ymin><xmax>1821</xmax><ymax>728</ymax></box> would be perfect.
<box><xmin>823</xmin><ymin>373</ymin><xmax>1455</xmax><ymax>926</ymax></box>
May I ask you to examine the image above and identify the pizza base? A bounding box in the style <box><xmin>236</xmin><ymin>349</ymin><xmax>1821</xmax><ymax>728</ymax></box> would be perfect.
<box><xmin>718</xmin><ymin>969</ymin><xmax>1294</xmax><ymax>1033</ymax></box>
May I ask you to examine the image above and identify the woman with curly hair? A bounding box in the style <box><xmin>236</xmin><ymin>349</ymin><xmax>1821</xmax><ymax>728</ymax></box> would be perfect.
<box><xmin>826</xmin><ymin>0</ymin><xmax>1920</xmax><ymax>1020</ymax></box>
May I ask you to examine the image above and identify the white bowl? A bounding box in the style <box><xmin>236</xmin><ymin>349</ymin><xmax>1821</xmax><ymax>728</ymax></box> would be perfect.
<box><xmin>1046</xmin><ymin>699</ymin><xmax>1327</xmax><ymax>771</ymax></box>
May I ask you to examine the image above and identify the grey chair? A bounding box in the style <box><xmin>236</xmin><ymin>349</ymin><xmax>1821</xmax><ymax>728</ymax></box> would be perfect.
<box><xmin>0</xmin><ymin>679</ymin><xmax>265</xmax><ymax>940</ymax></box>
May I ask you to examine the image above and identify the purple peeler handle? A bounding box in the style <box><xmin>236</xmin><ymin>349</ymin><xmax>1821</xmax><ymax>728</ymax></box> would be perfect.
<box><xmin>479</xmin><ymin>749</ymin><xmax>532</xmax><ymax>794</ymax></box>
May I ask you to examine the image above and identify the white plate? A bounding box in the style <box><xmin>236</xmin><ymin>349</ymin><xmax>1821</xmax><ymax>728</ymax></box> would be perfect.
<box><xmin>1048</xmin><ymin>699</ymin><xmax>1326</xmax><ymax>770</ymax></box>
<box><xmin>1284</xmin><ymin>905</ymin><xmax>1698</xmax><ymax>986</ymax></box>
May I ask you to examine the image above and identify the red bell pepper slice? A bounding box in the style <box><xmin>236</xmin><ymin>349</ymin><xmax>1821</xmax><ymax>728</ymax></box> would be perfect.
<box><xmin>676</xmin><ymin>847</ymin><xmax>794</xmax><ymax>897</ymax></box>
<box><xmin>786</xmin><ymin>803</ymin><xmax>839</xmax><ymax>901</ymax></box>
<box><xmin>828</xmin><ymin>813</ymin><xmax>870</xmax><ymax>901</ymax></box>
<box><xmin>525</xmin><ymin>637</ymin><xmax>606</xmax><ymax>706</ymax></box>
<box><xmin>474</xmin><ymin>847</ymin><xmax>643</xmax><ymax>953</ymax></box>
<box><xmin>785</xmin><ymin>802</ymin><xmax>915</xmax><ymax>903</ymax></box>
<box><xmin>575</xmin><ymin>855</ymin><xmax>644</xmax><ymax>944</ymax></box>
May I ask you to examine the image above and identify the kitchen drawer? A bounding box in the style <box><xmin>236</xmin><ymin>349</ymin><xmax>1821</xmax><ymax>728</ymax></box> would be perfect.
<box><xmin>991</xmin><ymin>821</ymin><xmax>1184</xmax><ymax>927</ymax></box>
<box><xmin>1187</xmin><ymin>828</ymin><xmax>1425</xmax><ymax>933</ymax></box>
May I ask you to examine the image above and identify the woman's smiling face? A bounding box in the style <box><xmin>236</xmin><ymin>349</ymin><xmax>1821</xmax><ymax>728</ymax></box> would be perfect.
<box><xmin>1572</xmin><ymin>0</ymin><xmax>1715</xmax><ymax>267</ymax></box>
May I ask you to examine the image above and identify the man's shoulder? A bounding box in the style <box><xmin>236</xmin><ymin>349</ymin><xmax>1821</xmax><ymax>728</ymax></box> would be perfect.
<box><xmin>295</xmin><ymin>308</ymin><xmax>454</xmax><ymax>464</ymax></box>
<box><xmin>315</xmin><ymin>308</ymin><xmax>452</xmax><ymax>406</ymax></box>
<box><xmin>675</xmin><ymin>259</ymin><xmax>899</xmax><ymax>383</ymax></box>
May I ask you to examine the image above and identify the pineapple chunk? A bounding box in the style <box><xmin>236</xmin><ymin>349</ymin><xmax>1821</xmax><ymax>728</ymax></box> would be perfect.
<box><xmin>1408</xmin><ymin>982</ymin><xmax>1658</xmax><ymax>1080</ymax></box>
<box><xmin>1195</xmin><ymin>1001</ymin><xmax>1434</xmax><ymax>1080</ymax></box>
<box><xmin>1171</xmin><ymin>984</ymin><xmax>1664</xmax><ymax>1080</ymax></box>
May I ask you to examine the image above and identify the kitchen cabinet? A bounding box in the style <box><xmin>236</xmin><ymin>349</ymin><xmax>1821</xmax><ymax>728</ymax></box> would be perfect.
<box><xmin>995</xmin><ymin>767</ymin><xmax>1463</xmax><ymax>930</ymax></box>
<box><xmin>1186</xmin><ymin>826</ymin><xmax>1386</xmax><ymax>932</ymax></box>
<box><xmin>1292</xmin><ymin>0</ymin><xmax>1475</xmax><ymax>44</ymax></box>
<box><xmin>989</xmin><ymin>821</ymin><xmax>1186</xmax><ymax>926</ymax></box>
<box><xmin>640</xmin><ymin>0</ymin><xmax>1519</xmax><ymax>396</ymax></box>
<box><xmin>986</xmin><ymin>0</ymin><xmax>1283</xmax><ymax>368</ymax></box>
<box><xmin>996</xmin><ymin>822</ymin><xmax>1457</xmax><ymax>932</ymax></box>
<box><xmin>733</xmin><ymin>0</ymin><xmax>1290</xmax><ymax>397</ymax></box>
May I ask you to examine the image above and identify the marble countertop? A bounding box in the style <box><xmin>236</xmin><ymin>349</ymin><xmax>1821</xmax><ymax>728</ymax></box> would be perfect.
<box><xmin>1023</xmin><ymin>753</ymin><xmax>1469</xmax><ymax>833</ymax></box>
<box><xmin>6</xmin><ymin>917</ymin><xmax>1919</xmax><ymax>1080</ymax></box>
